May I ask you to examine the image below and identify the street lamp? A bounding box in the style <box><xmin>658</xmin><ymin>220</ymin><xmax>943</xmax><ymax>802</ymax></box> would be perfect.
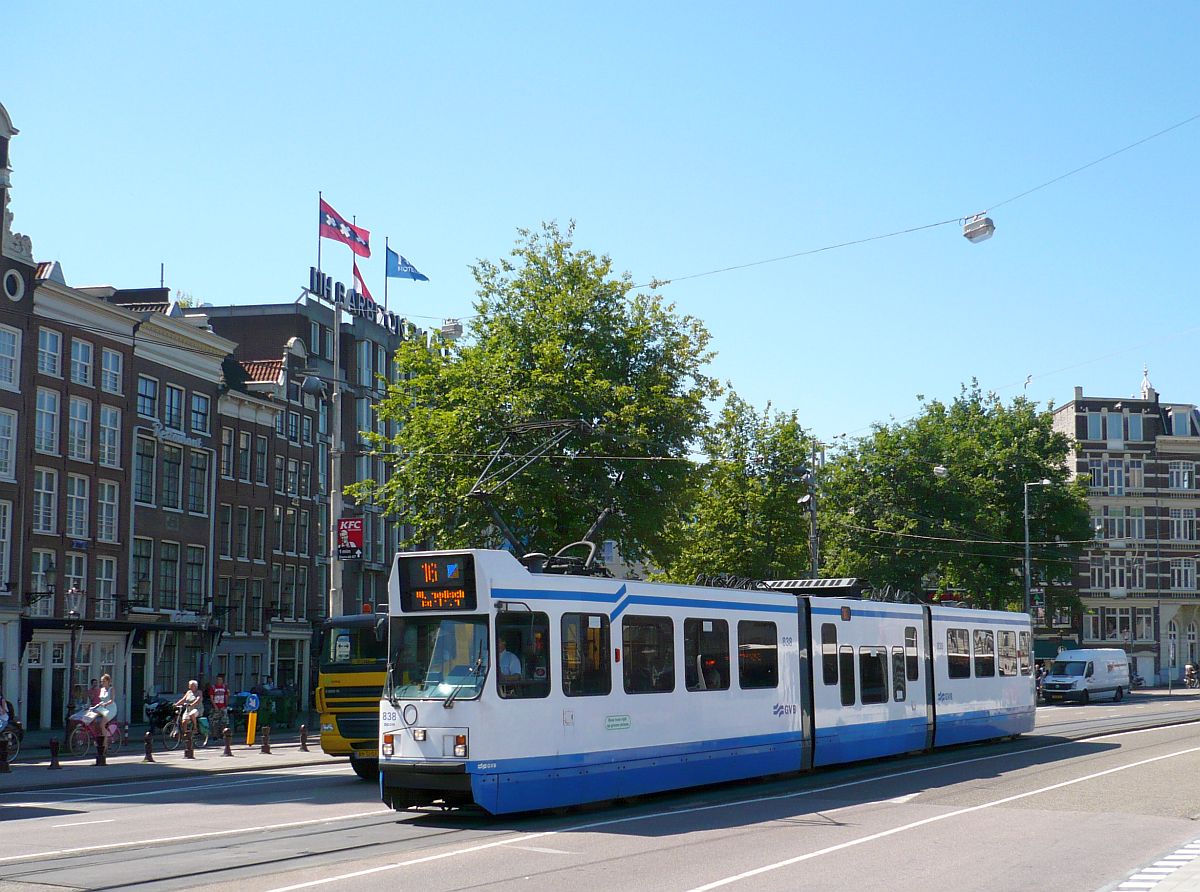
<box><xmin>22</xmin><ymin>560</ymin><xmax>57</xmax><ymax>608</ymax></box>
<box><xmin>1024</xmin><ymin>479</ymin><xmax>1052</xmax><ymax>616</ymax></box>
<box><xmin>63</xmin><ymin>587</ymin><xmax>84</xmax><ymax>729</ymax></box>
<box><xmin>301</xmin><ymin>372</ymin><xmax>342</xmax><ymax>620</ymax></box>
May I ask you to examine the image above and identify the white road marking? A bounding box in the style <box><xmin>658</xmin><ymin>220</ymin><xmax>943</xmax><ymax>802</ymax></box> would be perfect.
<box><xmin>685</xmin><ymin>744</ymin><xmax>1200</xmax><ymax>891</ymax></box>
<box><xmin>508</xmin><ymin>845</ymin><xmax>577</xmax><ymax>855</ymax></box>
<box><xmin>264</xmin><ymin>724</ymin><xmax>1200</xmax><ymax>892</ymax></box>
<box><xmin>0</xmin><ymin>808</ymin><xmax>392</xmax><ymax>864</ymax></box>
<box><xmin>887</xmin><ymin>793</ymin><xmax>919</xmax><ymax>804</ymax></box>
<box><xmin>50</xmin><ymin>819</ymin><xmax>114</xmax><ymax>828</ymax></box>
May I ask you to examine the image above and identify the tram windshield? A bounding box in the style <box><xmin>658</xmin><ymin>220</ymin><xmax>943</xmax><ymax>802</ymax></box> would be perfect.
<box><xmin>1050</xmin><ymin>660</ymin><xmax>1087</xmax><ymax>677</ymax></box>
<box><xmin>389</xmin><ymin>616</ymin><xmax>490</xmax><ymax>701</ymax></box>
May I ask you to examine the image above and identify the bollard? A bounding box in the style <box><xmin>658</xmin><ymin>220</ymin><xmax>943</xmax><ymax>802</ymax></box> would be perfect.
<box><xmin>184</xmin><ymin>727</ymin><xmax>195</xmax><ymax>760</ymax></box>
<box><xmin>122</xmin><ymin>721</ymin><xmax>129</xmax><ymax>746</ymax></box>
<box><xmin>299</xmin><ymin>724</ymin><xmax>309</xmax><ymax>752</ymax></box>
<box><xmin>143</xmin><ymin>730</ymin><xmax>155</xmax><ymax>762</ymax></box>
<box><xmin>0</xmin><ymin>736</ymin><xmax>9</xmax><ymax>773</ymax></box>
<box><xmin>222</xmin><ymin>727</ymin><xmax>234</xmax><ymax>757</ymax></box>
<box><xmin>95</xmin><ymin>732</ymin><xmax>107</xmax><ymax>767</ymax></box>
<box><xmin>260</xmin><ymin>725</ymin><xmax>272</xmax><ymax>755</ymax></box>
<box><xmin>49</xmin><ymin>738</ymin><xmax>62</xmax><ymax>770</ymax></box>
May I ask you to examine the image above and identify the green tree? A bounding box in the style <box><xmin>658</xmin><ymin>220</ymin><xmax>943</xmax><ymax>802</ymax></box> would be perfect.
<box><xmin>658</xmin><ymin>393</ymin><xmax>813</xmax><ymax>583</ymax></box>
<box><xmin>350</xmin><ymin>221</ymin><xmax>718</xmax><ymax>563</ymax></box>
<box><xmin>819</xmin><ymin>383</ymin><xmax>1091</xmax><ymax>609</ymax></box>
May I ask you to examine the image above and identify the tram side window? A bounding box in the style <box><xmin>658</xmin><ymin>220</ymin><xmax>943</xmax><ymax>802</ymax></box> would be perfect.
<box><xmin>738</xmin><ymin>621</ymin><xmax>778</xmax><ymax>689</ymax></box>
<box><xmin>904</xmin><ymin>626</ymin><xmax>919</xmax><ymax>681</ymax></box>
<box><xmin>1018</xmin><ymin>631</ymin><xmax>1033</xmax><ymax>675</ymax></box>
<box><xmin>973</xmin><ymin>629</ymin><xmax>996</xmax><ymax>678</ymax></box>
<box><xmin>997</xmin><ymin>630</ymin><xmax>1018</xmax><ymax>677</ymax></box>
<box><xmin>496</xmin><ymin>612</ymin><xmax>551</xmax><ymax>699</ymax></box>
<box><xmin>839</xmin><ymin>645</ymin><xmax>855</xmax><ymax>706</ymax></box>
<box><xmin>623</xmin><ymin>615</ymin><xmax>675</xmax><ymax>694</ymax></box>
<box><xmin>859</xmin><ymin>647</ymin><xmax>888</xmax><ymax>704</ymax></box>
<box><xmin>685</xmin><ymin>618</ymin><xmax>730</xmax><ymax>691</ymax></box>
<box><xmin>821</xmin><ymin>623</ymin><xmax>838</xmax><ymax>685</ymax></box>
<box><xmin>561</xmin><ymin>613</ymin><xmax>611</xmax><ymax>697</ymax></box>
<box><xmin>947</xmin><ymin>628</ymin><xmax>971</xmax><ymax>679</ymax></box>
<box><xmin>892</xmin><ymin>647</ymin><xmax>906</xmax><ymax>701</ymax></box>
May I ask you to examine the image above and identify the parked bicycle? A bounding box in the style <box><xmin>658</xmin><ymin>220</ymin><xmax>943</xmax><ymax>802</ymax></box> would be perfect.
<box><xmin>67</xmin><ymin>716</ymin><xmax>123</xmax><ymax>757</ymax></box>
<box><xmin>0</xmin><ymin>714</ymin><xmax>21</xmax><ymax>760</ymax></box>
<box><xmin>162</xmin><ymin>704</ymin><xmax>210</xmax><ymax>750</ymax></box>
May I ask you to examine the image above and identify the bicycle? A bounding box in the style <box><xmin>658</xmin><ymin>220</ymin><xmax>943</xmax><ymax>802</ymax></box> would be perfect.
<box><xmin>162</xmin><ymin>705</ymin><xmax>210</xmax><ymax>750</ymax></box>
<box><xmin>0</xmin><ymin>715</ymin><xmax>20</xmax><ymax>761</ymax></box>
<box><xmin>67</xmin><ymin>715</ymin><xmax>123</xmax><ymax>757</ymax></box>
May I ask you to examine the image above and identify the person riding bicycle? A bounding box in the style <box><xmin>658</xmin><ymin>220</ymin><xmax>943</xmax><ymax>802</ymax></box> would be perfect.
<box><xmin>174</xmin><ymin>679</ymin><xmax>204</xmax><ymax>737</ymax></box>
<box><xmin>1186</xmin><ymin>664</ymin><xmax>1197</xmax><ymax>688</ymax></box>
<box><xmin>87</xmin><ymin>673</ymin><xmax>118</xmax><ymax>735</ymax></box>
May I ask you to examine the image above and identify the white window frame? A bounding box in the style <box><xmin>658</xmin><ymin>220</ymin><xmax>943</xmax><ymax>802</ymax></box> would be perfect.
<box><xmin>164</xmin><ymin>384</ymin><xmax>185</xmax><ymax>431</ymax></box>
<box><xmin>68</xmin><ymin>396</ymin><xmax>92</xmax><ymax>462</ymax></box>
<box><xmin>35</xmin><ymin>387</ymin><xmax>60</xmax><ymax>454</ymax></box>
<box><xmin>70</xmin><ymin>339</ymin><xmax>94</xmax><ymax>386</ymax></box>
<box><xmin>33</xmin><ymin>467</ymin><xmax>58</xmax><ymax>534</ymax></box>
<box><xmin>0</xmin><ymin>499</ymin><xmax>10</xmax><ymax>592</ymax></box>
<box><xmin>97</xmin><ymin>480</ymin><xmax>119</xmax><ymax>542</ymax></box>
<box><xmin>0</xmin><ymin>324</ymin><xmax>20</xmax><ymax>391</ymax></box>
<box><xmin>66</xmin><ymin>474</ymin><xmax>89</xmax><ymax>538</ymax></box>
<box><xmin>99</xmin><ymin>405</ymin><xmax>121</xmax><ymax>467</ymax></box>
<box><xmin>0</xmin><ymin>409</ymin><xmax>15</xmax><ymax>480</ymax></box>
<box><xmin>100</xmin><ymin>348</ymin><xmax>123</xmax><ymax>394</ymax></box>
<box><xmin>137</xmin><ymin>374</ymin><xmax>159</xmax><ymax>418</ymax></box>
<box><xmin>95</xmin><ymin>557</ymin><xmax>117</xmax><ymax>619</ymax></box>
<box><xmin>190</xmin><ymin>393</ymin><xmax>211</xmax><ymax>434</ymax></box>
<box><xmin>37</xmin><ymin>328</ymin><xmax>62</xmax><ymax>376</ymax></box>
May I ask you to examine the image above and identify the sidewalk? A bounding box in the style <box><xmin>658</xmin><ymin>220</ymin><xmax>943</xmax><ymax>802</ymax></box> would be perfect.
<box><xmin>0</xmin><ymin>719</ymin><xmax>345</xmax><ymax>794</ymax></box>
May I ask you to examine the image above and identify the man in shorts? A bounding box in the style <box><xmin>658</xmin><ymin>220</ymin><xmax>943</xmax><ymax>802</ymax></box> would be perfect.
<box><xmin>207</xmin><ymin>674</ymin><xmax>230</xmax><ymax>735</ymax></box>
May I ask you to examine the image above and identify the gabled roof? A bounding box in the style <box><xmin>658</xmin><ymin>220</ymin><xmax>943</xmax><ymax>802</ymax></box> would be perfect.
<box><xmin>240</xmin><ymin>359</ymin><xmax>285</xmax><ymax>386</ymax></box>
<box><xmin>34</xmin><ymin>261</ymin><xmax>66</xmax><ymax>285</ymax></box>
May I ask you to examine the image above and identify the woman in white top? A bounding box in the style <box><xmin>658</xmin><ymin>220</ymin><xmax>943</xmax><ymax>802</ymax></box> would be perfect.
<box><xmin>174</xmin><ymin>680</ymin><xmax>203</xmax><ymax>736</ymax></box>
<box><xmin>89</xmin><ymin>673</ymin><xmax>117</xmax><ymax>731</ymax></box>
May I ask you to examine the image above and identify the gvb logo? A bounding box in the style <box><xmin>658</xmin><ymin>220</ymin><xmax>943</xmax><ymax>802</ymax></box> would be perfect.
<box><xmin>772</xmin><ymin>703</ymin><xmax>797</xmax><ymax>717</ymax></box>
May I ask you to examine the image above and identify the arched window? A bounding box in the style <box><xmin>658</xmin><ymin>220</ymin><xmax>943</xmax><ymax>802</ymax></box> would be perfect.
<box><xmin>1169</xmin><ymin>621</ymin><xmax>1179</xmax><ymax>667</ymax></box>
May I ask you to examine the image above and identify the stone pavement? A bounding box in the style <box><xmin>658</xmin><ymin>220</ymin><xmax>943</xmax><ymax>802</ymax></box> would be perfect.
<box><xmin>0</xmin><ymin>721</ymin><xmax>344</xmax><ymax>794</ymax></box>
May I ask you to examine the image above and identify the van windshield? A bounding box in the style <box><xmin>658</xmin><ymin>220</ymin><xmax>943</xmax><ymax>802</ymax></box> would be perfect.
<box><xmin>1051</xmin><ymin>660</ymin><xmax>1087</xmax><ymax>676</ymax></box>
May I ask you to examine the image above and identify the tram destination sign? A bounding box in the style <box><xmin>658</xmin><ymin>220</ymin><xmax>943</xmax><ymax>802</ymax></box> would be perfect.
<box><xmin>397</xmin><ymin>553</ymin><xmax>477</xmax><ymax>612</ymax></box>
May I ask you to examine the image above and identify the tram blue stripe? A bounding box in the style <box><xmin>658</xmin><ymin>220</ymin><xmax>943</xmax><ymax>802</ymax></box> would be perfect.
<box><xmin>492</xmin><ymin>586</ymin><xmax>797</xmax><ymax>618</ymax></box>
<box><xmin>809</xmin><ymin>606</ymin><xmax>921</xmax><ymax>620</ymax></box>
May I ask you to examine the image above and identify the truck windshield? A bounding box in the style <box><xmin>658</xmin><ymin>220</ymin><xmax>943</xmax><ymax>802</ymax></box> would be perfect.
<box><xmin>389</xmin><ymin>616</ymin><xmax>489</xmax><ymax>701</ymax></box>
<box><xmin>1051</xmin><ymin>660</ymin><xmax>1087</xmax><ymax>676</ymax></box>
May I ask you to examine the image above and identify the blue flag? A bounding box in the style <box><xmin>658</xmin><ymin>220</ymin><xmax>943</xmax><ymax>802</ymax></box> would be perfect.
<box><xmin>386</xmin><ymin>247</ymin><xmax>429</xmax><ymax>281</ymax></box>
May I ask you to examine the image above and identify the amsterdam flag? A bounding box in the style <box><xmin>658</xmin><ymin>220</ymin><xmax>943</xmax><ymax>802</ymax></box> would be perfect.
<box><xmin>319</xmin><ymin>198</ymin><xmax>371</xmax><ymax>258</ymax></box>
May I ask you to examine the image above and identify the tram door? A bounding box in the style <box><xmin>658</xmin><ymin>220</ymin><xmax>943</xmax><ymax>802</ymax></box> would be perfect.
<box><xmin>559</xmin><ymin>612</ymin><xmax>612</xmax><ymax>751</ymax></box>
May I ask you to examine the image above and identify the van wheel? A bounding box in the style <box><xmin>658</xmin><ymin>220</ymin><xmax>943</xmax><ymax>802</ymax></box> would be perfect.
<box><xmin>1080</xmin><ymin>690</ymin><xmax>1090</xmax><ymax>704</ymax></box>
<box><xmin>1114</xmin><ymin>687</ymin><xmax>1124</xmax><ymax>702</ymax></box>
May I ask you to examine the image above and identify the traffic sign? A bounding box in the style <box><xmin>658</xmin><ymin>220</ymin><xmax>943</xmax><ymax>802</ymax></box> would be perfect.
<box><xmin>244</xmin><ymin>693</ymin><xmax>260</xmax><ymax>713</ymax></box>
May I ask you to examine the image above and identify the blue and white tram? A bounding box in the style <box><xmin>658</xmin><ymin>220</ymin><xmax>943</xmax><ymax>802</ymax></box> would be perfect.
<box><xmin>378</xmin><ymin>550</ymin><xmax>1035</xmax><ymax>815</ymax></box>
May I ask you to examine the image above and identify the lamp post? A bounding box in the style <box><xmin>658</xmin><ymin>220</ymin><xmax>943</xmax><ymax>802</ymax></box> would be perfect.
<box><xmin>301</xmin><ymin>369</ymin><xmax>341</xmax><ymax>621</ymax></box>
<box><xmin>1024</xmin><ymin>479</ymin><xmax>1051</xmax><ymax>616</ymax></box>
<box><xmin>22</xmin><ymin>560</ymin><xmax>57</xmax><ymax>610</ymax></box>
<box><xmin>63</xmin><ymin>587</ymin><xmax>84</xmax><ymax>730</ymax></box>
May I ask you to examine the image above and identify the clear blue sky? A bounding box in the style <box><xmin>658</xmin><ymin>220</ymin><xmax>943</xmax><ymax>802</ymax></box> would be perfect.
<box><xmin>6</xmin><ymin>3</ymin><xmax>1198</xmax><ymax>443</ymax></box>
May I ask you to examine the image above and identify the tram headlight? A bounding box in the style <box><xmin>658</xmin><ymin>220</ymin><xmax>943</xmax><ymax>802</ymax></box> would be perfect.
<box><xmin>382</xmin><ymin>733</ymin><xmax>394</xmax><ymax>757</ymax></box>
<box><xmin>412</xmin><ymin>728</ymin><xmax>426</xmax><ymax>742</ymax></box>
<box><xmin>454</xmin><ymin>734</ymin><xmax>468</xmax><ymax>758</ymax></box>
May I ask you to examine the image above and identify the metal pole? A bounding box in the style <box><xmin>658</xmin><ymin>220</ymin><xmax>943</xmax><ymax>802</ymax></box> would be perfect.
<box><xmin>1023</xmin><ymin>483</ymin><xmax>1033</xmax><ymax>616</ymax></box>
<box><xmin>65</xmin><ymin>622</ymin><xmax>78</xmax><ymax>730</ymax></box>
<box><xmin>809</xmin><ymin>440</ymin><xmax>819</xmax><ymax>577</ymax></box>
<box><xmin>328</xmin><ymin>300</ymin><xmax>343</xmax><ymax>620</ymax></box>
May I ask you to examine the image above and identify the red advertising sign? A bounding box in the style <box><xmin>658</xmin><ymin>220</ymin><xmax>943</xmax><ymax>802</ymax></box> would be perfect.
<box><xmin>336</xmin><ymin>518</ymin><xmax>364</xmax><ymax>560</ymax></box>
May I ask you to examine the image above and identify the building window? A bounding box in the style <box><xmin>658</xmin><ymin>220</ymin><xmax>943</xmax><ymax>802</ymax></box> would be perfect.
<box><xmin>323</xmin><ymin>326</ymin><xmax>333</xmax><ymax>360</ymax></box>
<box><xmin>356</xmin><ymin>340</ymin><xmax>371</xmax><ymax>386</ymax></box>
<box><xmin>220</xmin><ymin>428</ymin><xmax>234</xmax><ymax>478</ymax></box>
<box><xmin>0</xmin><ymin>325</ymin><xmax>20</xmax><ymax>390</ymax></box>
<box><xmin>255</xmin><ymin>436</ymin><xmax>268</xmax><ymax>485</ymax></box>
<box><xmin>284</xmin><ymin>507</ymin><xmax>297</xmax><ymax>553</ymax></box>
<box><xmin>69</xmin><ymin>339</ymin><xmax>94</xmax><ymax>385</ymax></box>
<box><xmin>234</xmin><ymin>578</ymin><xmax>249</xmax><ymax>634</ymax></box>
<box><xmin>272</xmin><ymin>506</ymin><xmax>283</xmax><ymax>552</ymax></box>
<box><xmin>35</xmin><ymin>388</ymin><xmax>59</xmax><ymax>454</ymax></box>
<box><xmin>37</xmin><ymin>328</ymin><xmax>61</xmax><ymax>376</ymax></box>
<box><xmin>95</xmin><ymin>557</ymin><xmax>117</xmax><ymax>620</ymax></box>
<box><xmin>68</xmin><ymin>397</ymin><xmax>91</xmax><ymax>461</ymax></box>
<box><xmin>282</xmin><ymin>565</ymin><xmax>297</xmax><ymax>618</ymax></box>
<box><xmin>162</xmin><ymin>445</ymin><xmax>183</xmax><ymax>510</ymax></box>
<box><xmin>300</xmin><ymin>461</ymin><xmax>311</xmax><ymax>498</ymax></box>
<box><xmin>159</xmin><ymin>542</ymin><xmax>180</xmax><ymax>610</ymax></box>
<box><xmin>184</xmin><ymin>546</ymin><xmax>206</xmax><ymax>611</ymax></box>
<box><xmin>33</xmin><ymin>468</ymin><xmax>57</xmax><ymax>533</ymax></box>
<box><xmin>188</xmin><ymin>452</ymin><xmax>210</xmax><ymax>514</ymax></box>
<box><xmin>1170</xmin><ymin>509</ymin><xmax>1196</xmax><ymax>542</ymax></box>
<box><xmin>1127</xmin><ymin>460</ymin><xmax>1144</xmax><ymax>490</ymax></box>
<box><xmin>1135</xmin><ymin>607</ymin><xmax>1154</xmax><ymax>642</ymax></box>
<box><xmin>1107</xmin><ymin>460</ymin><xmax>1125</xmax><ymax>496</ymax></box>
<box><xmin>98</xmin><ymin>405</ymin><xmax>121</xmax><ymax>467</ymax></box>
<box><xmin>237</xmin><ymin>431</ymin><xmax>251</xmax><ymax>482</ymax></box>
<box><xmin>310</xmin><ymin>320</ymin><xmax>321</xmax><ymax>356</ymax></box>
<box><xmin>137</xmin><ymin>375</ymin><xmax>158</xmax><ymax>418</ymax></box>
<box><xmin>100</xmin><ymin>348</ymin><xmax>122</xmax><ymax>393</ymax></box>
<box><xmin>164</xmin><ymin>385</ymin><xmax>185</xmax><ymax>430</ymax></box>
<box><xmin>1128</xmin><ymin>413</ymin><xmax>1143</xmax><ymax>441</ymax></box>
<box><xmin>28</xmin><ymin>550</ymin><xmax>55</xmax><ymax>617</ymax></box>
<box><xmin>219</xmin><ymin>504</ymin><xmax>233</xmax><ymax>558</ymax></box>
<box><xmin>64</xmin><ymin>551</ymin><xmax>86</xmax><ymax>600</ymax></box>
<box><xmin>296</xmin><ymin>570</ymin><xmax>308</xmax><ymax>620</ymax></box>
<box><xmin>287</xmin><ymin>459</ymin><xmax>299</xmax><ymax>497</ymax></box>
<box><xmin>66</xmin><ymin>474</ymin><xmax>89</xmax><ymax>538</ymax></box>
<box><xmin>0</xmin><ymin>500</ymin><xmax>11</xmax><ymax>591</ymax></box>
<box><xmin>298</xmin><ymin>510</ymin><xmax>310</xmax><ymax>557</ymax></box>
<box><xmin>132</xmin><ymin>538</ymin><xmax>154</xmax><ymax>606</ymax></box>
<box><xmin>253</xmin><ymin>508</ymin><xmax>266</xmax><ymax>561</ymax></box>
<box><xmin>251</xmin><ymin>579</ymin><xmax>264</xmax><ymax>633</ymax></box>
<box><xmin>287</xmin><ymin>411</ymin><xmax>300</xmax><ymax>444</ymax></box>
<box><xmin>236</xmin><ymin>506</ymin><xmax>250</xmax><ymax>560</ymax></box>
<box><xmin>97</xmin><ymin>480</ymin><xmax>119</xmax><ymax>542</ymax></box>
<box><xmin>1170</xmin><ymin>462</ymin><xmax>1194</xmax><ymax>491</ymax></box>
<box><xmin>191</xmin><ymin>393</ymin><xmax>211</xmax><ymax>433</ymax></box>
<box><xmin>302</xmin><ymin>416</ymin><xmax>313</xmax><ymax>445</ymax></box>
<box><xmin>134</xmin><ymin>436</ymin><xmax>156</xmax><ymax>504</ymax></box>
<box><xmin>274</xmin><ymin>455</ymin><xmax>285</xmax><ymax>493</ymax></box>
<box><xmin>0</xmin><ymin>409</ymin><xmax>14</xmax><ymax>480</ymax></box>
<box><xmin>1171</xmin><ymin>559</ymin><xmax>1196</xmax><ymax>591</ymax></box>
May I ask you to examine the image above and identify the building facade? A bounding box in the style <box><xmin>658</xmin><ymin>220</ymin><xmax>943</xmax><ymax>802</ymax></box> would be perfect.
<box><xmin>1053</xmin><ymin>376</ymin><xmax>1200</xmax><ymax>683</ymax></box>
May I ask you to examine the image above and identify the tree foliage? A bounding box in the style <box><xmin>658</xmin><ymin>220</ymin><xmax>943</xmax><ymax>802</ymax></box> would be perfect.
<box><xmin>658</xmin><ymin>393</ymin><xmax>813</xmax><ymax>583</ymax></box>
<box><xmin>349</xmin><ymin>221</ymin><xmax>718</xmax><ymax>562</ymax></box>
<box><xmin>819</xmin><ymin>383</ymin><xmax>1091</xmax><ymax>609</ymax></box>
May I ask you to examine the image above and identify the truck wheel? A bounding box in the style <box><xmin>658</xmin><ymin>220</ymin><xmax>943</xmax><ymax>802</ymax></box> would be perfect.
<box><xmin>1080</xmin><ymin>690</ymin><xmax>1090</xmax><ymax>704</ymax></box>
<box><xmin>350</xmin><ymin>756</ymin><xmax>378</xmax><ymax>781</ymax></box>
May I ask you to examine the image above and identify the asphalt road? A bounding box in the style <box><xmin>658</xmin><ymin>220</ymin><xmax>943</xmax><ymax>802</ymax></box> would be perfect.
<box><xmin>2</xmin><ymin>695</ymin><xmax>1199</xmax><ymax>892</ymax></box>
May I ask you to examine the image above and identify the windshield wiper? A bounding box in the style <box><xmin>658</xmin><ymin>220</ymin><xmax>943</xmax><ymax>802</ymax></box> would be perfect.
<box><xmin>444</xmin><ymin>643</ymin><xmax>489</xmax><ymax>709</ymax></box>
<box><xmin>384</xmin><ymin>662</ymin><xmax>399</xmax><ymax>707</ymax></box>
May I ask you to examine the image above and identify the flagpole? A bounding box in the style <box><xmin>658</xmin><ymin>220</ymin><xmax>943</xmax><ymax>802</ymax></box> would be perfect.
<box><xmin>384</xmin><ymin>237</ymin><xmax>389</xmax><ymax>312</ymax></box>
<box><xmin>317</xmin><ymin>190</ymin><xmax>323</xmax><ymax>276</ymax></box>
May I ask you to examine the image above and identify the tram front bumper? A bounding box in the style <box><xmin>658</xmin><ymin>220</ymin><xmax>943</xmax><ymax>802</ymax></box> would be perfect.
<box><xmin>380</xmin><ymin>761</ymin><xmax>472</xmax><ymax>807</ymax></box>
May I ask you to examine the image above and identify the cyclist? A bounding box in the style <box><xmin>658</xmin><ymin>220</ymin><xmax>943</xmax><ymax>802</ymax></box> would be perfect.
<box><xmin>207</xmin><ymin>674</ymin><xmax>230</xmax><ymax>736</ymax></box>
<box><xmin>88</xmin><ymin>673</ymin><xmax>118</xmax><ymax>736</ymax></box>
<box><xmin>174</xmin><ymin>679</ymin><xmax>204</xmax><ymax>737</ymax></box>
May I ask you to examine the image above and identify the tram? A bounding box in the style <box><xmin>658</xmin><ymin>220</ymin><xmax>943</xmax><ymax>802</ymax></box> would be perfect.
<box><xmin>378</xmin><ymin>549</ymin><xmax>1035</xmax><ymax>815</ymax></box>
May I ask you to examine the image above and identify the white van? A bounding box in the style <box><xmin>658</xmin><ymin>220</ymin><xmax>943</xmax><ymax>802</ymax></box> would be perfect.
<box><xmin>1042</xmin><ymin>649</ymin><xmax>1131</xmax><ymax>704</ymax></box>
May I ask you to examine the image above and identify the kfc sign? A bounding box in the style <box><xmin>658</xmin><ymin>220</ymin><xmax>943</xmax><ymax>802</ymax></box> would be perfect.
<box><xmin>337</xmin><ymin>518</ymin><xmax>364</xmax><ymax>561</ymax></box>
